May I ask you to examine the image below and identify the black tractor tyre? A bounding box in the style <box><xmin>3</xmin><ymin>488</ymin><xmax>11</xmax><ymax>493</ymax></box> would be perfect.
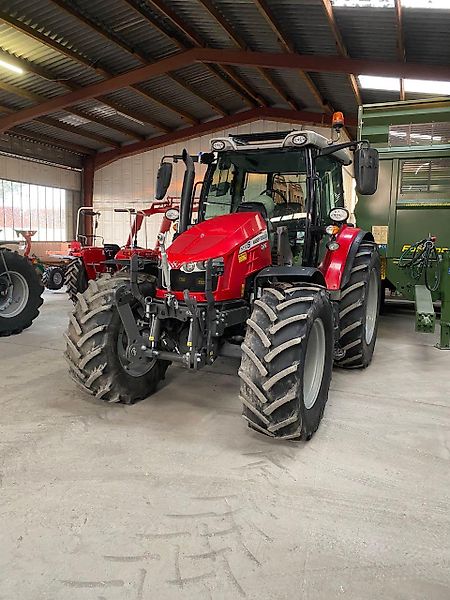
<box><xmin>335</xmin><ymin>242</ymin><xmax>381</xmax><ymax>369</ymax></box>
<box><xmin>65</xmin><ymin>275</ymin><xmax>164</xmax><ymax>404</ymax></box>
<box><xmin>42</xmin><ymin>265</ymin><xmax>65</xmax><ymax>290</ymax></box>
<box><xmin>0</xmin><ymin>249</ymin><xmax>44</xmax><ymax>336</ymax></box>
<box><xmin>239</xmin><ymin>284</ymin><xmax>334</xmax><ymax>441</ymax></box>
<box><xmin>65</xmin><ymin>257</ymin><xmax>88</xmax><ymax>303</ymax></box>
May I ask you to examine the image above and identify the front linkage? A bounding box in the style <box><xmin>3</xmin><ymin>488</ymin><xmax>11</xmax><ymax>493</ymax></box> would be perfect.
<box><xmin>114</xmin><ymin>254</ymin><xmax>249</xmax><ymax>371</ymax></box>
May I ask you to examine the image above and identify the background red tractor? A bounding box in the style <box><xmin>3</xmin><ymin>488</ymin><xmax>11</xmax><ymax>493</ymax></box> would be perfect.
<box><xmin>63</xmin><ymin>200</ymin><xmax>180</xmax><ymax>302</ymax></box>
<box><xmin>66</xmin><ymin>122</ymin><xmax>380</xmax><ymax>441</ymax></box>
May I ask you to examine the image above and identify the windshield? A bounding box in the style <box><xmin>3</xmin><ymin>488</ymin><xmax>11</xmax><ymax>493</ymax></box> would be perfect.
<box><xmin>201</xmin><ymin>149</ymin><xmax>308</xmax><ymax>221</ymax></box>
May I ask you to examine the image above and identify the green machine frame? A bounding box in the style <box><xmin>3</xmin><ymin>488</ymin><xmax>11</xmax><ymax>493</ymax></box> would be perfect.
<box><xmin>355</xmin><ymin>98</ymin><xmax>450</xmax><ymax>349</ymax></box>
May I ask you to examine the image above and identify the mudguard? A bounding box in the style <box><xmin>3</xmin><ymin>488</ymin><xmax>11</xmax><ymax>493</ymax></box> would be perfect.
<box><xmin>255</xmin><ymin>265</ymin><xmax>326</xmax><ymax>288</ymax></box>
<box><xmin>320</xmin><ymin>225</ymin><xmax>374</xmax><ymax>291</ymax></box>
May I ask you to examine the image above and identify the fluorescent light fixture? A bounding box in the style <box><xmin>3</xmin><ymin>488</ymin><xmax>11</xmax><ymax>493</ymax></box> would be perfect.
<box><xmin>359</xmin><ymin>75</ymin><xmax>400</xmax><ymax>91</ymax></box>
<box><xmin>359</xmin><ymin>75</ymin><xmax>450</xmax><ymax>95</ymax></box>
<box><xmin>0</xmin><ymin>59</ymin><xmax>23</xmax><ymax>75</ymax></box>
<box><xmin>332</xmin><ymin>0</ymin><xmax>450</xmax><ymax>7</ymax></box>
<box><xmin>402</xmin><ymin>0</ymin><xmax>450</xmax><ymax>7</ymax></box>
<box><xmin>404</xmin><ymin>78</ymin><xmax>450</xmax><ymax>95</ymax></box>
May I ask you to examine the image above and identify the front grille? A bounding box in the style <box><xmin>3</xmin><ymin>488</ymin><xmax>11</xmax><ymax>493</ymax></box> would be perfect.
<box><xmin>169</xmin><ymin>270</ymin><xmax>218</xmax><ymax>293</ymax></box>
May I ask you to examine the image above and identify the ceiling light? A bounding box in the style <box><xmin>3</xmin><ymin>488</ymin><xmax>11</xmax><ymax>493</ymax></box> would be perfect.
<box><xmin>0</xmin><ymin>59</ymin><xmax>23</xmax><ymax>75</ymax></box>
<box><xmin>359</xmin><ymin>75</ymin><xmax>400</xmax><ymax>91</ymax></box>
<box><xmin>404</xmin><ymin>78</ymin><xmax>450</xmax><ymax>95</ymax></box>
<box><xmin>359</xmin><ymin>75</ymin><xmax>450</xmax><ymax>96</ymax></box>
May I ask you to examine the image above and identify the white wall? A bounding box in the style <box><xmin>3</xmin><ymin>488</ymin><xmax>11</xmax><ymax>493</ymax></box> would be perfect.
<box><xmin>0</xmin><ymin>154</ymin><xmax>81</xmax><ymax>190</ymax></box>
<box><xmin>93</xmin><ymin>120</ymin><xmax>355</xmax><ymax>245</ymax></box>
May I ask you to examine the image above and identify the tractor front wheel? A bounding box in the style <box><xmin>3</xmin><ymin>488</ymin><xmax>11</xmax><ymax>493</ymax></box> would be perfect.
<box><xmin>43</xmin><ymin>265</ymin><xmax>65</xmax><ymax>290</ymax></box>
<box><xmin>65</xmin><ymin>275</ymin><xmax>164</xmax><ymax>403</ymax></box>
<box><xmin>335</xmin><ymin>242</ymin><xmax>381</xmax><ymax>369</ymax></box>
<box><xmin>239</xmin><ymin>284</ymin><xmax>334</xmax><ymax>440</ymax></box>
<box><xmin>65</xmin><ymin>257</ymin><xmax>88</xmax><ymax>303</ymax></box>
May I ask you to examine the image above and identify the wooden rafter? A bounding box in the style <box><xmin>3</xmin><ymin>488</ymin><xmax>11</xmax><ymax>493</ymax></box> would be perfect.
<box><xmin>395</xmin><ymin>0</ymin><xmax>406</xmax><ymax>101</ymax></box>
<box><xmin>10</xmin><ymin>127</ymin><xmax>95</xmax><ymax>155</ymax></box>
<box><xmin>1</xmin><ymin>48</ymin><xmax>448</xmax><ymax>133</ymax></box>
<box><xmin>0</xmin><ymin>12</ymin><xmax>170</xmax><ymax>131</ymax></box>
<box><xmin>95</xmin><ymin>107</ymin><xmax>345</xmax><ymax>169</ymax></box>
<box><xmin>252</xmin><ymin>0</ymin><xmax>329</xmax><ymax>110</ymax></box>
<box><xmin>137</xmin><ymin>0</ymin><xmax>264</xmax><ymax>106</ymax></box>
<box><xmin>320</xmin><ymin>0</ymin><xmax>362</xmax><ymax>106</ymax></box>
<box><xmin>0</xmin><ymin>48</ymin><xmax>145</xmax><ymax>140</ymax></box>
<box><xmin>35</xmin><ymin>116</ymin><xmax>120</xmax><ymax>148</ymax></box>
<box><xmin>48</xmin><ymin>0</ymin><xmax>206</xmax><ymax>123</ymax></box>
<box><xmin>195</xmin><ymin>0</ymin><xmax>300</xmax><ymax>110</ymax></box>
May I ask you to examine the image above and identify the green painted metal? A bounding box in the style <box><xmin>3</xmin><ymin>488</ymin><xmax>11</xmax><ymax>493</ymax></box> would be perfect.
<box><xmin>414</xmin><ymin>285</ymin><xmax>436</xmax><ymax>333</ymax></box>
<box><xmin>356</xmin><ymin>98</ymin><xmax>450</xmax><ymax>349</ymax></box>
<box><xmin>356</xmin><ymin>98</ymin><xmax>450</xmax><ymax>303</ymax></box>
<box><xmin>437</xmin><ymin>251</ymin><xmax>450</xmax><ymax>349</ymax></box>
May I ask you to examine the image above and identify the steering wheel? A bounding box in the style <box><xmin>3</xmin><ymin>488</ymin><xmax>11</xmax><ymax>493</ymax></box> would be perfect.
<box><xmin>260</xmin><ymin>188</ymin><xmax>287</xmax><ymax>203</ymax></box>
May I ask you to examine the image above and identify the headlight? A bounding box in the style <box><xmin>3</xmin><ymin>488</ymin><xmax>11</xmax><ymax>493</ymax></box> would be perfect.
<box><xmin>329</xmin><ymin>207</ymin><xmax>349</xmax><ymax>223</ymax></box>
<box><xmin>325</xmin><ymin>225</ymin><xmax>340</xmax><ymax>236</ymax></box>
<box><xmin>327</xmin><ymin>241</ymin><xmax>340</xmax><ymax>251</ymax></box>
<box><xmin>181</xmin><ymin>262</ymin><xmax>196</xmax><ymax>273</ymax></box>
<box><xmin>165</xmin><ymin>208</ymin><xmax>179</xmax><ymax>221</ymax></box>
<box><xmin>292</xmin><ymin>134</ymin><xmax>308</xmax><ymax>146</ymax></box>
<box><xmin>211</xmin><ymin>140</ymin><xmax>226</xmax><ymax>151</ymax></box>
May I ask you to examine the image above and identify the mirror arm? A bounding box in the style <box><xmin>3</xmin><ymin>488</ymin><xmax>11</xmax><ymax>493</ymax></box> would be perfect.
<box><xmin>319</xmin><ymin>139</ymin><xmax>370</xmax><ymax>157</ymax></box>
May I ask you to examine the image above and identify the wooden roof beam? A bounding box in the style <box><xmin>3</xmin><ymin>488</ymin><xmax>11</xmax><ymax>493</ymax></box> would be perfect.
<box><xmin>252</xmin><ymin>0</ymin><xmax>329</xmax><ymax>110</ymax></box>
<box><xmin>196</xmin><ymin>0</ymin><xmax>300</xmax><ymax>110</ymax></box>
<box><xmin>395</xmin><ymin>0</ymin><xmax>406</xmax><ymax>101</ymax></box>
<box><xmin>0</xmin><ymin>12</ymin><xmax>172</xmax><ymax>131</ymax></box>
<box><xmin>320</xmin><ymin>0</ymin><xmax>362</xmax><ymax>106</ymax></box>
<box><xmin>139</xmin><ymin>0</ymin><xmax>263</xmax><ymax>107</ymax></box>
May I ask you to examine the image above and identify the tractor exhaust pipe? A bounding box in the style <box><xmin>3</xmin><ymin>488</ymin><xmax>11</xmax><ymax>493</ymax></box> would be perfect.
<box><xmin>178</xmin><ymin>149</ymin><xmax>195</xmax><ymax>235</ymax></box>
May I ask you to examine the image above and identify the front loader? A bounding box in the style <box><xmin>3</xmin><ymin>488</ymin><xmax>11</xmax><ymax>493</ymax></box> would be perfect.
<box><xmin>65</xmin><ymin>120</ymin><xmax>381</xmax><ymax>441</ymax></box>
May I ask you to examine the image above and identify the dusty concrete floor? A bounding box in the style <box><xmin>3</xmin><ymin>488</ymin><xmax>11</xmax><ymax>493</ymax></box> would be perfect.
<box><xmin>0</xmin><ymin>290</ymin><xmax>449</xmax><ymax>600</ymax></box>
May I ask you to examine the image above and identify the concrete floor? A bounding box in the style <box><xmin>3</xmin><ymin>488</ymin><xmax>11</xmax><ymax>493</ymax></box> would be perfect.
<box><xmin>0</xmin><ymin>290</ymin><xmax>449</xmax><ymax>600</ymax></box>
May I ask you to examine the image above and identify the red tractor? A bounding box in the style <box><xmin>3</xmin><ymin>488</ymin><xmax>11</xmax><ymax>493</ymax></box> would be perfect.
<box><xmin>65</xmin><ymin>123</ymin><xmax>380</xmax><ymax>441</ymax></box>
<box><xmin>64</xmin><ymin>200</ymin><xmax>179</xmax><ymax>302</ymax></box>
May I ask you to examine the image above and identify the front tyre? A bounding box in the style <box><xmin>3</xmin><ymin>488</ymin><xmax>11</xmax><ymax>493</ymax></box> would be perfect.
<box><xmin>65</xmin><ymin>257</ymin><xmax>88</xmax><ymax>303</ymax></box>
<box><xmin>64</xmin><ymin>275</ymin><xmax>163</xmax><ymax>403</ymax></box>
<box><xmin>335</xmin><ymin>242</ymin><xmax>381</xmax><ymax>369</ymax></box>
<box><xmin>0</xmin><ymin>249</ymin><xmax>43</xmax><ymax>336</ymax></box>
<box><xmin>239</xmin><ymin>284</ymin><xmax>334</xmax><ymax>441</ymax></box>
<box><xmin>42</xmin><ymin>265</ymin><xmax>65</xmax><ymax>290</ymax></box>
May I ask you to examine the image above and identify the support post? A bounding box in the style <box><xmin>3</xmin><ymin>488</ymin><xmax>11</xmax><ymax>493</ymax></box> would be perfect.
<box><xmin>82</xmin><ymin>157</ymin><xmax>95</xmax><ymax>240</ymax></box>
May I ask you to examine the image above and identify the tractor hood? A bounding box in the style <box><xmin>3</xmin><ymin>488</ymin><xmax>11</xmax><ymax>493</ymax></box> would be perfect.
<box><xmin>167</xmin><ymin>212</ymin><xmax>267</xmax><ymax>267</ymax></box>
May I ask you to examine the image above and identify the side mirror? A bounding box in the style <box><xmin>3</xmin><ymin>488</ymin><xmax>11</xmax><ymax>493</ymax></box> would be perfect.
<box><xmin>155</xmin><ymin>162</ymin><xmax>173</xmax><ymax>200</ymax></box>
<box><xmin>354</xmin><ymin>146</ymin><xmax>379</xmax><ymax>195</ymax></box>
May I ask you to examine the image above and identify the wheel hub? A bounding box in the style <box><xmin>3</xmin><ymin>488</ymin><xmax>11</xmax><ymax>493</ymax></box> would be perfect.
<box><xmin>0</xmin><ymin>271</ymin><xmax>30</xmax><ymax>317</ymax></box>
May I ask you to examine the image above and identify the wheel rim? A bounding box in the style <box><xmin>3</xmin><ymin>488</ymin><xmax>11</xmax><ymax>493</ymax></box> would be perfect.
<box><xmin>117</xmin><ymin>326</ymin><xmax>156</xmax><ymax>378</ymax></box>
<box><xmin>365</xmin><ymin>269</ymin><xmax>379</xmax><ymax>344</ymax></box>
<box><xmin>0</xmin><ymin>271</ymin><xmax>30</xmax><ymax>318</ymax></box>
<box><xmin>303</xmin><ymin>318</ymin><xmax>326</xmax><ymax>410</ymax></box>
<box><xmin>53</xmin><ymin>271</ymin><xmax>63</xmax><ymax>286</ymax></box>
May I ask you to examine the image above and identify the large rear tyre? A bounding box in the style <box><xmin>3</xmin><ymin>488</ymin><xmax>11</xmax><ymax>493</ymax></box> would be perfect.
<box><xmin>239</xmin><ymin>284</ymin><xmax>334</xmax><ymax>441</ymax></box>
<box><xmin>65</xmin><ymin>275</ymin><xmax>163</xmax><ymax>404</ymax></box>
<box><xmin>65</xmin><ymin>257</ymin><xmax>88</xmax><ymax>303</ymax></box>
<box><xmin>335</xmin><ymin>242</ymin><xmax>381</xmax><ymax>369</ymax></box>
<box><xmin>0</xmin><ymin>249</ymin><xmax>43</xmax><ymax>336</ymax></box>
<box><xmin>42</xmin><ymin>265</ymin><xmax>65</xmax><ymax>290</ymax></box>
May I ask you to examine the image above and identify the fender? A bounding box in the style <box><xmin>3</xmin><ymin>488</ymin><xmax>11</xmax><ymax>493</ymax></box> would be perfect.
<box><xmin>320</xmin><ymin>225</ymin><xmax>374</xmax><ymax>291</ymax></box>
<box><xmin>255</xmin><ymin>265</ymin><xmax>326</xmax><ymax>288</ymax></box>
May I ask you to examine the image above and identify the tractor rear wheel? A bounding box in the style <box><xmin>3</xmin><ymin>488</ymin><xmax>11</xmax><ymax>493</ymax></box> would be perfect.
<box><xmin>65</xmin><ymin>275</ymin><xmax>163</xmax><ymax>404</ymax></box>
<box><xmin>0</xmin><ymin>249</ymin><xmax>43</xmax><ymax>336</ymax></box>
<box><xmin>43</xmin><ymin>265</ymin><xmax>65</xmax><ymax>290</ymax></box>
<box><xmin>65</xmin><ymin>257</ymin><xmax>88</xmax><ymax>303</ymax></box>
<box><xmin>239</xmin><ymin>284</ymin><xmax>334</xmax><ymax>440</ymax></box>
<box><xmin>335</xmin><ymin>242</ymin><xmax>381</xmax><ymax>369</ymax></box>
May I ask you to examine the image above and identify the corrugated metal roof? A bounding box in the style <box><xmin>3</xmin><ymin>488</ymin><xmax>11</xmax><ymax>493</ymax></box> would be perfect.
<box><xmin>0</xmin><ymin>0</ymin><xmax>447</xmax><ymax>164</ymax></box>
